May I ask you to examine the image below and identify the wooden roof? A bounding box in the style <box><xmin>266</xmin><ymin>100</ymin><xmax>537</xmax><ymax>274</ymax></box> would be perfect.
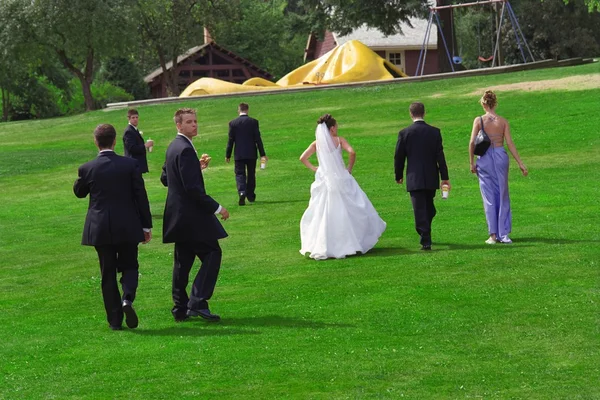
<box><xmin>144</xmin><ymin>42</ymin><xmax>273</xmax><ymax>83</ymax></box>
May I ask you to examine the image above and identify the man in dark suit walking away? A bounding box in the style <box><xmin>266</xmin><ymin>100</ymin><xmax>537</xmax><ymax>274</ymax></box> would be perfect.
<box><xmin>394</xmin><ymin>102</ymin><xmax>450</xmax><ymax>250</ymax></box>
<box><xmin>225</xmin><ymin>103</ymin><xmax>267</xmax><ymax>205</ymax></box>
<box><xmin>123</xmin><ymin>109</ymin><xmax>153</xmax><ymax>173</ymax></box>
<box><xmin>74</xmin><ymin>124</ymin><xmax>152</xmax><ymax>330</ymax></box>
<box><xmin>161</xmin><ymin>108</ymin><xmax>230</xmax><ymax>322</ymax></box>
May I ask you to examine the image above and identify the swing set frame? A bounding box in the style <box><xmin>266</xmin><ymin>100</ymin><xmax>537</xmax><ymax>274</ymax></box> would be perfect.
<box><xmin>415</xmin><ymin>0</ymin><xmax>535</xmax><ymax>76</ymax></box>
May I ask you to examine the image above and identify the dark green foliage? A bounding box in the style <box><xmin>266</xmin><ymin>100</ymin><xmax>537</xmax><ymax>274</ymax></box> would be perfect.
<box><xmin>63</xmin><ymin>79</ymin><xmax>134</xmax><ymax>114</ymax></box>
<box><xmin>100</xmin><ymin>57</ymin><xmax>150</xmax><ymax>100</ymax></box>
<box><xmin>508</xmin><ymin>0</ymin><xmax>600</xmax><ymax>61</ymax></box>
<box><xmin>212</xmin><ymin>0</ymin><xmax>307</xmax><ymax>79</ymax></box>
<box><xmin>289</xmin><ymin>0</ymin><xmax>430</xmax><ymax>36</ymax></box>
<box><xmin>453</xmin><ymin>0</ymin><xmax>600</xmax><ymax>68</ymax></box>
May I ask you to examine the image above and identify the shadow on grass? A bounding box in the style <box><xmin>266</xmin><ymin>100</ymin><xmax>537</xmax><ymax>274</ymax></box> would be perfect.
<box><xmin>131</xmin><ymin>326</ymin><xmax>260</xmax><ymax>337</ymax></box>
<box><xmin>219</xmin><ymin>315</ymin><xmax>354</xmax><ymax>329</ymax></box>
<box><xmin>151</xmin><ymin>213</ymin><xmax>163</xmax><ymax>220</ymax></box>
<box><xmin>363</xmin><ymin>247</ymin><xmax>413</xmax><ymax>257</ymax></box>
<box><xmin>251</xmin><ymin>199</ymin><xmax>307</xmax><ymax>205</ymax></box>
<box><xmin>516</xmin><ymin>236</ymin><xmax>597</xmax><ymax>245</ymax></box>
<box><xmin>435</xmin><ymin>242</ymin><xmax>533</xmax><ymax>250</ymax></box>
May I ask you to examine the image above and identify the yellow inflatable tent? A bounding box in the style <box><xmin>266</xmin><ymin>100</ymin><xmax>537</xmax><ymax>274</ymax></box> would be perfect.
<box><xmin>180</xmin><ymin>40</ymin><xmax>407</xmax><ymax>97</ymax></box>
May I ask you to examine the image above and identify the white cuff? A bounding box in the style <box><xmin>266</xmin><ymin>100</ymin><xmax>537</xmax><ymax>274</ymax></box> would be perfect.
<box><xmin>143</xmin><ymin>228</ymin><xmax>151</xmax><ymax>233</ymax></box>
<box><xmin>214</xmin><ymin>205</ymin><xmax>222</xmax><ymax>215</ymax></box>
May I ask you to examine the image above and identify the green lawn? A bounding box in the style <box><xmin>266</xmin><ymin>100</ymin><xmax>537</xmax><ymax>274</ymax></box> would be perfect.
<box><xmin>1</xmin><ymin>62</ymin><xmax>599</xmax><ymax>399</ymax></box>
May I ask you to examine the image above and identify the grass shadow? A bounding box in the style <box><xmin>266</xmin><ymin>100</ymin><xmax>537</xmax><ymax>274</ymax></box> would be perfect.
<box><xmin>362</xmin><ymin>247</ymin><xmax>413</xmax><ymax>257</ymax></box>
<box><xmin>435</xmin><ymin>242</ymin><xmax>534</xmax><ymax>250</ymax></box>
<box><xmin>251</xmin><ymin>199</ymin><xmax>307</xmax><ymax>205</ymax></box>
<box><xmin>130</xmin><ymin>326</ymin><xmax>261</xmax><ymax>337</ymax></box>
<box><xmin>219</xmin><ymin>315</ymin><xmax>354</xmax><ymax>329</ymax></box>
<box><xmin>516</xmin><ymin>236</ymin><xmax>598</xmax><ymax>245</ymax></box>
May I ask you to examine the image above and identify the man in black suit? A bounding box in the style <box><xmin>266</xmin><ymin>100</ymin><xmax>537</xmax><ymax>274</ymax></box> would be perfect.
<box><xmin>395</xmin><ymin>102</ymin><xmax>450</xmax><ymax>250</ymax></box>
<box><xmin>225</xmin><ymin>103</ymin><xmax>267</xmax><ymax>205</ymax></box>
<box><xmin>74</xmin><ymin>124</ymin><xmax>152</xmax><ymax>330</ymax></box>
<box><xmin>123</xmin><ymin>109</ymin><xmax>153</xmax><ymax>173</ymax></box>
<box><xmin>161</xmin><ymin>108</ymin><xmax>230</xmax><ymax>322</ymax></box>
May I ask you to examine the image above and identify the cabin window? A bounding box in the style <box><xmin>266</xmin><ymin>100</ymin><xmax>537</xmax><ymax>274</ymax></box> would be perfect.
<box><xmin>386</xmin><ymin>51</ymin><xmax>405</xmax><ymax>72</ymax></box>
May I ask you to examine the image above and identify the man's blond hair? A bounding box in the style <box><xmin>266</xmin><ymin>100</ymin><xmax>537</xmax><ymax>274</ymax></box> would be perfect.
<box><xmin>174</xmin><ymin>108</ymin><xmax>196</xmax><ymax>124</ymax></box>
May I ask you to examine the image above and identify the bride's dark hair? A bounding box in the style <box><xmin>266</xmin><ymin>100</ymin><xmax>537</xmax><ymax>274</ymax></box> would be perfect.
<box><xmin>317</xmin><ymin>114</ymin><xmax>337</xmax><ymax>129</ymax></box>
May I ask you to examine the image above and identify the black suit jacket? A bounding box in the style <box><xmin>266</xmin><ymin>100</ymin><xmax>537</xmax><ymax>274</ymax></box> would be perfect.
<box><xmin>123</xmin><ymin>124</ymin><xmax>149</xmax><ymax>173</ymax></box>
<box><xmin>394</xmin><ymin>121</ymin><xmax>449</xmax><ymax>192</ymax></box>
<box><xmin>225</xmin><ymin>115</ymin><xmax>266</xmax><ymax>160</ymax></box>
<box><xmin>74</xmin><ymin>151</ymin><xmax>152</xmax><ymax>246</ymax></box>
<box><xmin>161</xmin><ymin>135</ymin><xmax>227</xmax><ymax>243</ymax></box>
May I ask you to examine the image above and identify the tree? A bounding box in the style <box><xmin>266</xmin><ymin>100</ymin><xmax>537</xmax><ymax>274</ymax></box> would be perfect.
<box><xmin>212</xmin><ymin>0</ymin><xmax>306</xmax><ymax>79</ymax></box>
<box><xmin>0</xmin><ymin>0</ymin><xmax>30</xmax><ymax>120</ymax></box>
<box><xmin>565</xmin><ymin>0</ymin><xmax>600</xmax><ymax>12</ymax></box>
<box><xmin>508</xmin><ymin>0</ymin><xmax>600</xmax><ymax>62</ymax></box>
<box><xmin>100</xmin><ymin>57</ymin><xmax>150</xmax><ymax>100</ymax></box>
<box><xmin>136</xmin><ymin>0</ymin><xmax>238</xmax><ymax>96</ymax></box>
<box><xmin>13</xmin><ymin>0</ymin><xmax>136</xmax><ymax>111</ymax></box>
<box><xmin>287</xmin><ymin>0</ymin><xmax>429</xmax><ymax>36</ymax></box>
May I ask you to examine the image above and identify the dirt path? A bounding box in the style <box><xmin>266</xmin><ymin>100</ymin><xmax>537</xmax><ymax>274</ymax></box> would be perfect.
<box><xmin>468</xmin><ymin>73</ymin><xmax>600</xmax><ymax>95</ymax></box>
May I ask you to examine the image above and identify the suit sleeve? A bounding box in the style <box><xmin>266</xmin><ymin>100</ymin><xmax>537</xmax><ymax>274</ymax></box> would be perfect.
<box><xmin>123</xmin><ymin>128</ymin><xmax>146</xmax><ymax>155</ymax></box>
<box><xmin>254</xmin><ymin>120</ymin><xmax>266</xmax><ymax>157</ymax></box>
<box><xmin>73</xmin><ymin>166</ymin><xmax>90</xmax><ymax>198</ymax></box>
<box><xmin>131</xmin><ymin>165</ymin><xmax>153</xmax><ymax>229</ymax></box>
<box><xmin>225</xmin><ymin>122</ymin><xmax>235</xmax><ymax>159</ymax></box>
<box><xmin>394</xmin><ymin>131</ymin><xmax>406</xmax><ymax>181</ymax></box>
<box><xmin>179</xmin><ymin>147</ymin><xmax>220</xmax><ymax>213</ymax></box>
<box><xmin>436</xmin><ymin>131</ymin><xmax>449</xmax><ymax>181</ymax></box>
<box><xmin>160</xmin><ymin>162</ymin><xmax>168</xmax><ymax>187</ymax></box>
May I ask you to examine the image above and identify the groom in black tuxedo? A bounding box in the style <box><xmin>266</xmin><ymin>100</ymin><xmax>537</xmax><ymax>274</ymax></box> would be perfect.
<box><xmin>395</xmin><ymin>102</ymin><xmax>450</xmax><ymax>250</ymax></box>
<box><xmin>74</xmin><ymin>124</ymin><xmax>152</xmax><ymax>330</ymax></box>
<box><xmin>225</xmin><ymin>103</ymin><xmax>267</xmax><ymax>205</ymax></box>
<box><xmin>161</xmin><ymin>108</ymin><xmax>230</xmax><ymax>322</ymax></box>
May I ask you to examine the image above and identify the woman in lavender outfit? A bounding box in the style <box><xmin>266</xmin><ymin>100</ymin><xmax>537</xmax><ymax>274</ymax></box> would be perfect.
<box><xmin>469</xmin><ymin>90</ymin><xmax>528</xmax><ymax>244</ymax></box>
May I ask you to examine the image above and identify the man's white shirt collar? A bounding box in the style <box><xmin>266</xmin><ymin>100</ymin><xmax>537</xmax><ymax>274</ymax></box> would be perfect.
<box><xmin>177</xmin><ymin>132</ymin><xmax>197</xmax><ymax>152</ymax></box>
<box><xmin>413</xmin><ymin>118</ymin><xmax>424</xmax><ymax>122</ymax></box>
<box><xmin>99</xmin><ymin>149</ymin><xmax>114</xmax><ymax>154</ymax></box>
<box><xmin>239</xmin><ymin>113</ymin><xmax>248</xmax><ymax>116</ymax></box>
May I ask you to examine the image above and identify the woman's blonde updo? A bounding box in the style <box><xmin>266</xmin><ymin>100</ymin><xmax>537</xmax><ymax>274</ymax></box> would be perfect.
<box><xmin>317</xmin><ymin>114</ymin><xmax>337</xmax><ymax>129</ymax></box>
<box><xmin>480</xmin><ymin>90</ymin><xmax>497</xmax><ymax>108</ymax></box>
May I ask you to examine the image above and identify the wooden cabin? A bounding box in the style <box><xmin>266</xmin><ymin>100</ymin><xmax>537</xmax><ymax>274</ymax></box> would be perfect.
<box><xmin>144</xmin><ymin>42</ymin><xmax>273</xmax><ymax>98</ymax></box>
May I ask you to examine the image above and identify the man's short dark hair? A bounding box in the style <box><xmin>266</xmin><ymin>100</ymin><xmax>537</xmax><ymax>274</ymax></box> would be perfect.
<box><xmin>127</xmin><ymin>109</ymin><xmax>139</xmax><ymax>118</ymax></box>
<box><xmin>238</xmin><ymin>103</ymin><xmax>249</xmax><ymax>112</ymax></box>
<box><xmin>409</xmin><ymin>102</ymin><xmax>425</xmax><ymax>118</ymax></box>
<box><xmin>94</xmin><ymin>124</ymin><xmax>117</xmax><ymax>149</ymax></box>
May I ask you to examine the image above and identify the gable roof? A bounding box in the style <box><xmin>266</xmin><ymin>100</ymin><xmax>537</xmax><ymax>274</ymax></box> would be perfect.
<box><xmin>143</xmin><ymin>42</ymin><xmax>272</xmax><ymax>83</ymax></box>
<box><xmin>334</xmin><ymin>18</ymin><xmax>437</xmax><ymax>49</ymax></box>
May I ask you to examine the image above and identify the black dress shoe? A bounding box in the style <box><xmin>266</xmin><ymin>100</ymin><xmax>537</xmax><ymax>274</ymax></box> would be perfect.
<box><xmin>246</xmin><ymin>195</ymin><xmax>255</xmax><ymax>203</ymax></box>
<box><xmin>238</xmin><ymin>194</ymin><xmax>246</xmax><ymax>206</ymax></box>
<box><xmin>421</xmin><ymin>245</ymin><xmax>432</xmax><ymax>251</ymax></box>
<box><xmin>174</xmin><ymin>315</ymin><xmax>189</xmax><ymax>322</ymax></box>
<box><xmin>122</xmin><ymin>300</ymin><xmax>138</xmax><ymax>329</ymax></box>
<box><xmin>109</xmin><ymin>325</ymin><xmax>123</xmax><ymax>331</ymax></box>
<box><xmin>187</xmin><ymin>309</ymin><xmax>221</xmax><ymax>322</ymax></box>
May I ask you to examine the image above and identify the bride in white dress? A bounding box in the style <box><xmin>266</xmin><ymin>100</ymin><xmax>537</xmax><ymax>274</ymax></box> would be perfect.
<box><xmin>299</xmin><ymin>114</ymin><xmax>386</xmax><ymax>260</ymax></box>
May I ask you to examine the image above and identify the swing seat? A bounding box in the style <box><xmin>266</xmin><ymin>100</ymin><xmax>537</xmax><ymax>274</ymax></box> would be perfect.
<box><xmin>478</xmin><ymin>55</ymin><xmax>494</xmax><ymax>62</ymax></box>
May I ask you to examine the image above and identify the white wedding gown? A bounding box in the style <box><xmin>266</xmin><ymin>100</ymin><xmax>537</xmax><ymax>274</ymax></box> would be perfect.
<box><xmin>299</xmin><ymin>124</ymin><xmax>386</xmax><ymax>260</ymax></box>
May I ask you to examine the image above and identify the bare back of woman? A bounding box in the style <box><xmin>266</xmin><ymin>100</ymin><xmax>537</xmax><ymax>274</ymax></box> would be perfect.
<box><xmin>479</xmin><ymin>114</ymin><xmax>506</xmax><ymax>148</ymax></box>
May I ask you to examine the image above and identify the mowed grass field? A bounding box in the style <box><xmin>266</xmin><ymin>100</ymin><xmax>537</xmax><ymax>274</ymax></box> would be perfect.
<box><xmin>1</xmin><ymin>63</ymin><xmax>599</xmax><ymax>399</ymax></box>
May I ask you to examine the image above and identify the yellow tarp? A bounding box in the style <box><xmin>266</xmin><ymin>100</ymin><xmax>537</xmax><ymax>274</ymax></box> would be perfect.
<box><xmin>180</xmin><ymin>40</ymin><xmax>407</xmax><ymax>97</ymax></box>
